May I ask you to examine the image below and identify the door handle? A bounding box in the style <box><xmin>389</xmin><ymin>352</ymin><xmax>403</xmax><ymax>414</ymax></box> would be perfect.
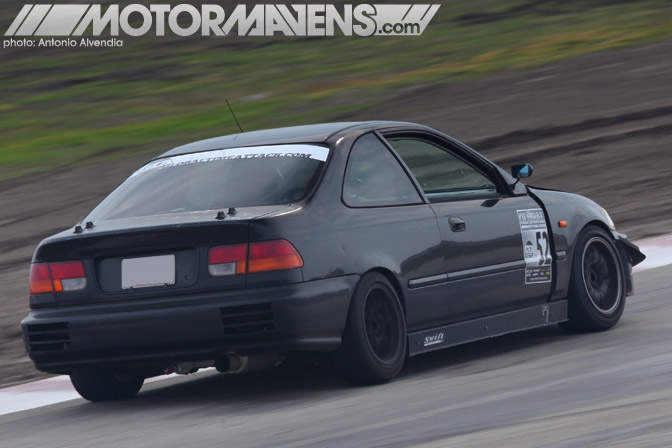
<box><xmin>448</xmin><ymin>216</ymin><xmax>466</xmax><ymax>232</ymax></box>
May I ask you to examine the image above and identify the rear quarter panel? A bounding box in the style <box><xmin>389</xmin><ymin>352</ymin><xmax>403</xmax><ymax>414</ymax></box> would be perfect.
<box><xmin>248</xmin><ymin>133</ymin><xmax>445</xmax><ymax>331</ymax></box>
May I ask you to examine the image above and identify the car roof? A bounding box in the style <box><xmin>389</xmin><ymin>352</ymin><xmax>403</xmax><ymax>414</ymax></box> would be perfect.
<box><xmin>156</xmin><ymin>121</ymin><xmax>422</xmax><ymax>159</ymax></box>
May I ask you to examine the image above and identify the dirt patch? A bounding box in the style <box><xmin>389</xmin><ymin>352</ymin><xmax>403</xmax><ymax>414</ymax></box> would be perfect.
<box><xmin>1</xmin><ymin>39</ymin><xmax>671</xmax><ymax>387</ymax></box>
<box><xmin>345</xmin><ymin>38</ymin><xmax>672</xmax><ymax>236</ymax></box>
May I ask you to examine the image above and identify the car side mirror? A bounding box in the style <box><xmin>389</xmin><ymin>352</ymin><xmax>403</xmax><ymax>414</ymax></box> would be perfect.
<box><xmin>511</xmin><ymin>163</ymin><xmax>534</xmax><ymax>179</ymax></box>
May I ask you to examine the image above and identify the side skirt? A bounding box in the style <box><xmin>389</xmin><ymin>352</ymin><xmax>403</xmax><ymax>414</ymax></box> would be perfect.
<box><xmin>407</xmin><ymin>300</ymin><xmax>568</xmax><ymax>356</ymax></box>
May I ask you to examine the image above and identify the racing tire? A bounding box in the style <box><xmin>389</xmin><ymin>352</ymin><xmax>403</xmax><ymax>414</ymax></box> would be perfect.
<box><xmin>335</xmin><ymin>272</ymin><xmax>407</xmax><ymax>385</ymax></box>
<box><xmin>70</xmin><ymin>369</ymin><xmax>144</xmax><ymax>402</ymax></box>
<box><xmin>560</xmin><ymin>226</ymin><xmax>626</xmax><ymax>333</ymax></box>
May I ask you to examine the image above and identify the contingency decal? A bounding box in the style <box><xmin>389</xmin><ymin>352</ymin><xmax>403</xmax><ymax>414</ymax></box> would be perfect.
<box><xmin>517</xmin><ymin>208</ymin><xmax>552</xmax><ymax>284</ymax></box>
<box><xmin>423</xmin><ymin>332</ymin><xmax>445</xmax><ymax>347</ymax></box>
<box><xmin>130</xmin><ymin>144</ymin><xmax>330</xmax><ymax>178</ymax></box>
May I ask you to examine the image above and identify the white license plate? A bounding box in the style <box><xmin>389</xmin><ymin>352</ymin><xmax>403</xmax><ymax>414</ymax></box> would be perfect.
<box><xmin>121</xmin><ymin>255</ymin><xmax>175</xmax><ymax>289</ymax></box>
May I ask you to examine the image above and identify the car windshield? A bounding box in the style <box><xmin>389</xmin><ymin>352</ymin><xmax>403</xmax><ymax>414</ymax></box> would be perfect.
<box><xmin>86</xmin><ymin>144</ymin><xmax>329</xmax><ymax>221</ymax></box>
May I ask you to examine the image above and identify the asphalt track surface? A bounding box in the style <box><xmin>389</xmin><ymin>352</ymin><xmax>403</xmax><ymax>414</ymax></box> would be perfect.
<box><xmin>1</xmin><ymin>262</ymin><xmax>671</xmax><ymax>448</ymax></box>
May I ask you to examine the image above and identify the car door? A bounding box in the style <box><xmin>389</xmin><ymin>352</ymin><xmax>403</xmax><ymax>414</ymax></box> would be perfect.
<box><xmin>383</xmin><ymin>132</ymin><xmax>553</xmax><ymax>323</ymax></box>
<box><xmin>337</xmin><ymin>132</ymin><xmax>448</xmax><ymax>332</ymax></box>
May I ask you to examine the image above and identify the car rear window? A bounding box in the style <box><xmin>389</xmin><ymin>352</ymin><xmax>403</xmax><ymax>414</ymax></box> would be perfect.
<box><xmin>87</xmin><ymin>144</ymin><xmax>329</xmax><ymax>221</ymax></box>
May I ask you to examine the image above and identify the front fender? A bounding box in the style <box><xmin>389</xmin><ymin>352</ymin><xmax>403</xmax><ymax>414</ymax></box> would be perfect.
<box><xmin>527</xmin><ymin>186</ymin><xmax>644</xmax><ymax>299</ymax></box>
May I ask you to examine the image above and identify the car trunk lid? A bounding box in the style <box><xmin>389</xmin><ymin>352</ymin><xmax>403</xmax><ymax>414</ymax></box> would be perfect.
<box><xmin>33</xmin><ymin>206</ymin><xmax>287</xmax><ymax>305</ymax></box>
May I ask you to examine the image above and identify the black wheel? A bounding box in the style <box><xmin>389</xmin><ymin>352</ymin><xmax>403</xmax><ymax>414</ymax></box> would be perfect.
<box><xmin>335</xmin><ymin>272</ymin><xmax>406</xmax><ymax>385</ymax></box>
<box><xmin>70</xmin><ymin>369</ymin><xmax>144</xmax><ymax>402</ymax></box>
<box><xmin>560</xmin><ymin>226</ymin><xmax>626</xmax><ymax>333</ymax></box>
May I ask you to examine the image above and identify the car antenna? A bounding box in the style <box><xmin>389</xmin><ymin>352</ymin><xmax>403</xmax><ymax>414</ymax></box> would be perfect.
<box><xmin>226</xmin><ymin>99</ymin><xmax>244</xmax><ymax>133</ymax></box>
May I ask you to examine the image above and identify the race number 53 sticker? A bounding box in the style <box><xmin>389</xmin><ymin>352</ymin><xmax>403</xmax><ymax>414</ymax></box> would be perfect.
<box><xmin>517</xmin><ymin>209</ymin><xmax>552</xmax><ymax>284</ymax></box>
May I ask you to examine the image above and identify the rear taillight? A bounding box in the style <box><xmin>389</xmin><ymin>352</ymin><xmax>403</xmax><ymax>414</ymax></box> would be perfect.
<box><xmin>248</xmin><ymin>240</ymin><xmax>304</xmax><ymax>273</ymax></box>
<box><xmin>29</xmin><ymin>261</ymin><xmax>87</xmax><ymax>294</ymax></box>
<box><xmin>207</xmin><ymin>240</ymin><xmax>303</xmax><ymax>277</ymax></box>
<box><xmin>29</xmin><ymin>263</ymin><xmax>53</xmax><ymax>295</ymax></box>
<box><xmin>208</xmin><ymin>244</ymin><xmax>247</xmax><ymax>276</ymax></box>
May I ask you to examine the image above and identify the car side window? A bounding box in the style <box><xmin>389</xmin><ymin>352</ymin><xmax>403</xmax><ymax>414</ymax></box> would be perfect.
<box><xmin>343</xmin><ymin>134</ymin><xmax>423</xmax><ymax>207</ymax></box>
<box><xmin>387</xmin><ymin>137</ymin><xmax>499</xmax><ymax>202</ymax></box>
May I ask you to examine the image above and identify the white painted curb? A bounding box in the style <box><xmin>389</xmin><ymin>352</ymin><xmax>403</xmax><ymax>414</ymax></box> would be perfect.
<box><xmin>633</xmin><ymin>234</ymin><xmax>672</xmax><ymax>273</ymax></box>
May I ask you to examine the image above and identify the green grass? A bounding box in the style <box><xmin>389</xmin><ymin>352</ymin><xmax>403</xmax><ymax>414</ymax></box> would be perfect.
<box><xmin>1</xmin><ymin>0</ymin><xmax>671</xmax><ymax>181</ymax></box>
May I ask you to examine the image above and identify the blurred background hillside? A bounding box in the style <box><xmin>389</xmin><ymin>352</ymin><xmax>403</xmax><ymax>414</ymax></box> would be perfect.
<box><xmin>2</xmin><ymin>0</ymin><xmax>671</xmax><ymax>181</ymax></box>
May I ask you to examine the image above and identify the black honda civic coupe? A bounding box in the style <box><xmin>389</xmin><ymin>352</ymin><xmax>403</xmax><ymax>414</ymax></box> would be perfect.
<box><xmin>22</xmin><ymin>121</ymin><xmax>645</xmax><ymax>401</ymax></box>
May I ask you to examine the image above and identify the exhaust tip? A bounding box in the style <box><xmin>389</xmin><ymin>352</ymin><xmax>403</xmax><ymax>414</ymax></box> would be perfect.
<box><xmin>215</xmin><ymin>356</ymin><xmax>231</xmax><ymax>373</ymax></box>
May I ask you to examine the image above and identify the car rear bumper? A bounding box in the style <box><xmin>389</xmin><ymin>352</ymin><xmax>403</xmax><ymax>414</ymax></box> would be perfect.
<box><xmin>21</xmin><ymin>275</ymin><xmax>358</xmax><ymax>374</ymax></box>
